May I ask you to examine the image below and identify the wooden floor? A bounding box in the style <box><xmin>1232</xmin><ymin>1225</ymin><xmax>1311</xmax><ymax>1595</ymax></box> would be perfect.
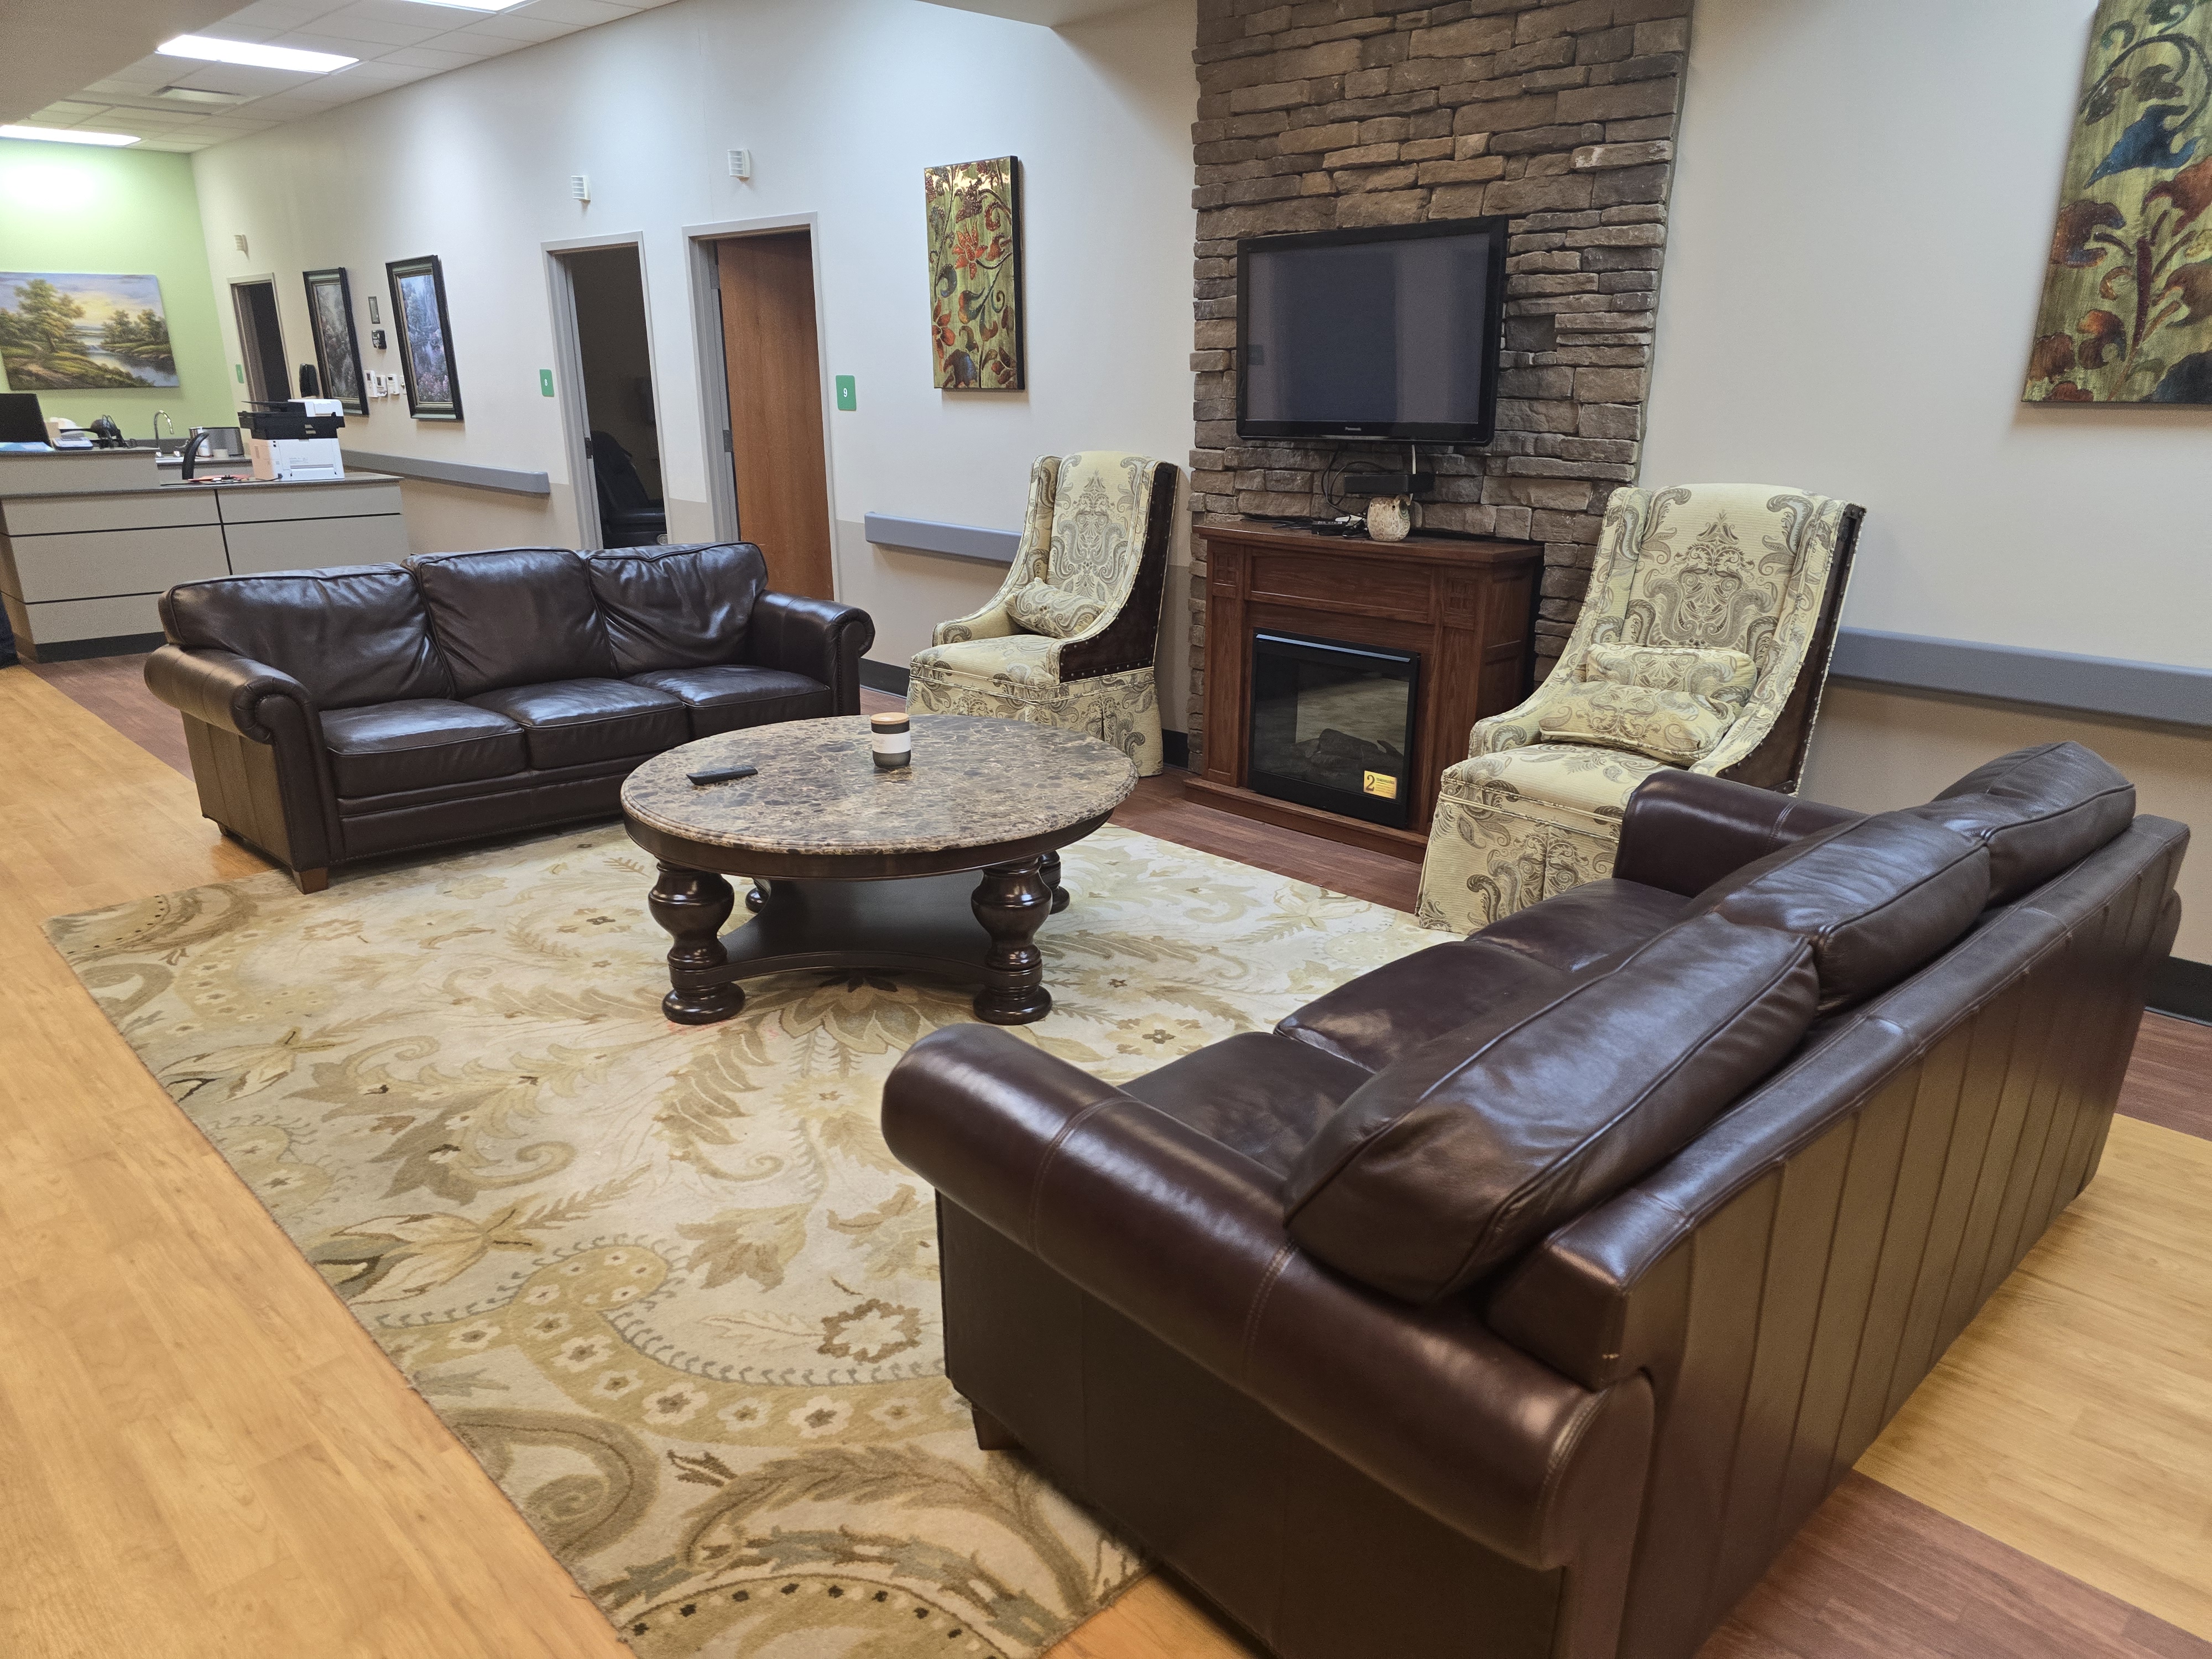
<box><xmin>8</xmin><ymin>655</ymin><xmax>2210</xmax><ymax>1659</ymax></box>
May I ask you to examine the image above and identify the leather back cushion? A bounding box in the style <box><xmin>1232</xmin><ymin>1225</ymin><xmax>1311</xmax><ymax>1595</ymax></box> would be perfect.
<box><xmin>408</xmin><ymin>547</ymin><xmax>614</xmax><ymax>695</ymax></box>
<box><xmin>1284</xmin><ymin>912</ymin><xmax>1819</xmax><ymax>1305</ymax></box>
<box><xmin>1907</xmin><ymin>742</ymin><xmax>2136</xmax><ymax>904</ymax></box>
<box><xmin>161</xmin><ymin>565</ymin><xmax>451</xmax><ymax>708</ymax></box>
<box><xmin>1687</xmin><ymin>812</ymin><xmax>1990</xmax><ymax>1011</ymax></box>
<box><xmin>587</xmin><ymin>542</ymin><xmax>768</xmax><ymax>675</ymax></box>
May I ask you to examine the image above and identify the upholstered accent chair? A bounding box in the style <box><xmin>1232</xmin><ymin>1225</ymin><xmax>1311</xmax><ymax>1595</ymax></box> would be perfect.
<box><xmin>906</xmin><ymin>452</ymin><xmax>1178</xmax><ymax>775</ymax></box>
<box><xmin>1417</xmin><ymin>484</ymin><xmax>1864</xmax><ymax>933</ymax></box>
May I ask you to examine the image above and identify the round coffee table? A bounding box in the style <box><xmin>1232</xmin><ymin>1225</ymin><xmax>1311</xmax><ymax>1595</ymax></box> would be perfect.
<box><xmin>620</xmin><ymin>714</ymin><xmax>1138</xmax><ymax>1026</ymax></box>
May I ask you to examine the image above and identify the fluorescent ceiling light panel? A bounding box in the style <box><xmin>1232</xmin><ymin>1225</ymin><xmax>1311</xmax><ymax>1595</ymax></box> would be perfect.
<box><xmin>157</xmin><ymin>35</ymin><xmax>359</xmax><ymax>72</ymax></box>
<box><xmin>0</xmin><ymin>124</ymin><xmax>142</xmax><ymax>145</ymax></box>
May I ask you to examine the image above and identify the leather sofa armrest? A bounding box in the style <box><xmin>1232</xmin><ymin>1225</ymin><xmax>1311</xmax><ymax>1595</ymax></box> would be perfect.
<box><xmin>1611</xmin><ymin>769</ymin><xmax>1864</xmax><ymax>898</ymax></box>
<box><xmin>884</xmin><ymin>1025</ymin><xmax>1652</xmax><ymax>1571</ymax></box>
<box><xmin>749</xmin><ymin>591</ymin><xmax>875</xmax><ymax>716</ymax></box>
<box><xmin>144</xmin><ymin>644</ymin><xmax>317</xmax><ymax>744</ymax></box>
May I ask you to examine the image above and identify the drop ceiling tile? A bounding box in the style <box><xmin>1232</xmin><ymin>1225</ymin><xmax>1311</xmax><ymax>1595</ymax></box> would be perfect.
<box><xmin>275</xmin><ymin>15</ymin><xmax>444</xmax><ymax>45</ymax></box>
<box><xmin>88</xmin><ymin>63</ymin><xmax>180</xmax><ymax>90</ymax></box>
<box><xmin>507</xmin><ymin>0</ymin><xmax>630</xmax><ymax>27</ymax></box>
<box><xmin>30</xmin><ymin>100</ymin><xmax>114</xmax><ymax>121</ymax></box>
<box><xmin>448</xmin><ymin>13</ymin><xmax>572</xmax><ymax>41</ymax></box>
<box><xmin>372</xmin><ymin>43</ymin><xmax>495</xmax><ymax>67</ymax></box>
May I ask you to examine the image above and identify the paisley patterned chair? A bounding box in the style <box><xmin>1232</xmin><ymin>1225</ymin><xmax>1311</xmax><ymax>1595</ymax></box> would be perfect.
<box><xmin>1416</xmin><ymin>483</ymin><xmax>1864</xmax><ymax>933</ymax></box>
<box><xmin>906</xmin><ymin>452</ymin><xmax>1179</xmax><ymax>776</ymax></box>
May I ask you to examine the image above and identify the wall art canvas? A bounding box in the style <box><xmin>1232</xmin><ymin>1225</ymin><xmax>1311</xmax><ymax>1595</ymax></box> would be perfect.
<box><xmin>303</xmin><ymin>267</ymin><xmax>367</xmax><ymax>415</ymax></box>
<box><xmin>0</xmin><ymin>272</ymin><xmax>177</xmax><ymax>390</ymax></box>
<box><xmin>386</xmin><ymin>254</ymin><xmax>462</xmax><ymax>421</ymax></box>
<box><xmin>2027</xmin><ymin>0</ymin><xmax>2212</xmax><ymax>403</ymax></box>
<box><xmin>924</xmin><ymin>156</ymin><xmax>1023</xmax><ymax>392</ymax></box>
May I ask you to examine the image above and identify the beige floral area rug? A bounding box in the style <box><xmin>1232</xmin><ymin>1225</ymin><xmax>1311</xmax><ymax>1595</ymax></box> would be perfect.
<box><xmin>47</xmin><ymin>823</ymin><xmax>1432</xmax><ymax>1657</ymax></box>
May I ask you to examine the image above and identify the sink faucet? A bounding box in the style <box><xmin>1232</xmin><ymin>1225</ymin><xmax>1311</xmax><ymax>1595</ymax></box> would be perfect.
<box><xmin>154</xmin><ymin>410</ymin><xmax>176</xmax><ymax>446</ymax></box>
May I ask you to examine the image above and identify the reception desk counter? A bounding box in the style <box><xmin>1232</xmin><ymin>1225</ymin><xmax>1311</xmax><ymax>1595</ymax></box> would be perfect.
<box><xmin>0</xmin><ymin>450</ymin><xmax>408</xmax><ymax>660</ymax></box>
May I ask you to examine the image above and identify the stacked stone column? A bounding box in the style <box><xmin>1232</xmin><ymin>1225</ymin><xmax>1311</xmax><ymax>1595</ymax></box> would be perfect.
<box><xmin>1186</xmin><ymin>0</ymin><xmax>1691</xmax><ymax>769</ymax></box>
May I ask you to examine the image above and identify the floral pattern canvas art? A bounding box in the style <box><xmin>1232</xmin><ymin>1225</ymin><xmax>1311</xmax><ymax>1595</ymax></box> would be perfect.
<box><xmin>2027</xmin><ymin>0</ymin><xmax>2212</xmax><ymax>402</ymax></box>
<box><xmin>925</xmin><ymin>156</ymin><xmax>1023</xmax><ymax>392</ymax></box>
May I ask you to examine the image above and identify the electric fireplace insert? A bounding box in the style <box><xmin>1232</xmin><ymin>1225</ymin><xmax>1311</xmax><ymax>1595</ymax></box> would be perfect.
<box><xmin>1246</xmin><ymin>629</ymin><xmax>1420</xmax><ymax>829</ymax></box>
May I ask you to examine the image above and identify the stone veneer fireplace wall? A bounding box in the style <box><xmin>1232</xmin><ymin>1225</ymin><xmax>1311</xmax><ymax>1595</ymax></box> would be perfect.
<box><xmin>1185</xmin><ymin>0</ymin><xmax>1693</xmax><ymax>768</ymax></box>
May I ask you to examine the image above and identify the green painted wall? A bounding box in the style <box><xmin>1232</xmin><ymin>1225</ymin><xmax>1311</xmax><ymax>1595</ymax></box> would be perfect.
<box><xmin>0</xmin><ymin>139</ymin><xmax>236</xmax><ymax>438</ymax></box>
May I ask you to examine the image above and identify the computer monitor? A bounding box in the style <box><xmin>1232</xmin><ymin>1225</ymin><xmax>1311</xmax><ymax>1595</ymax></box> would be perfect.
<box><xmin>0</xmin><ymin>392</ymin><xmax>46</xmax><ymax>445</ymax></box>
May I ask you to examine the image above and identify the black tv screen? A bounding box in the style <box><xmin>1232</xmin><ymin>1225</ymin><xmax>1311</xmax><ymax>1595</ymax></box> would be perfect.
<box><xmin>1237</xmin><ymin>218</ymin><xmax>1507</xmax><ymax>444</ymax></box>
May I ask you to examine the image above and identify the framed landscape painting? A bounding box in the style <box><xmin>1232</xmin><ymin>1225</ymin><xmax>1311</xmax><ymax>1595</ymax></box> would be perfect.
<box><xmin>303</xmin><ymin>267</ymin><xmax>366</xmax><ymax>415</ymax></box>
<box><xmin>2027</xmin><ymin>0</ymin><xmax>2212</xmax><ymax>403</ymax></box>
<box><xmin>386</xmin><ymin>254</ymin><xmax>462</xmax><ymax>421</ymax></box>
<box><xmin>0</xmin><ymin>272</ymin><xmax>178</xmax><ymax>390</ymax></box>
<box><xmin>924</xmin><ymin>156</ymin><xmax>1024</xmax><ymax>392</ymax></box>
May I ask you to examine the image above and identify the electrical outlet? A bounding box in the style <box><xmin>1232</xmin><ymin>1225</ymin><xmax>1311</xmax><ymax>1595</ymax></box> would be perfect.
<box><xmin>371</xmin><ymin>328</ymin><xmax>387</xmax><ymax>351</ymax></box>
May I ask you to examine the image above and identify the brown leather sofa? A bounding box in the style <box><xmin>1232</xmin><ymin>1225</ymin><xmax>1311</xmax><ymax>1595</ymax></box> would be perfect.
<box><xmin>884</xmin><ymin>743</ymin><xmax>2184</xmax><ymax>1659</ymax></box>
<box><xmin>144</xmin><ymin>542</ymin><xmax>872</xmax><ymax>890</ymax></box>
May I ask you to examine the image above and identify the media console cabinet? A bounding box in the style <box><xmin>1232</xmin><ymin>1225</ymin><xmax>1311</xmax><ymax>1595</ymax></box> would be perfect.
<box><xmin>1190</xmin><ymin>518</ymin><xmax>1541</xmax><ymax>862</ymax></box>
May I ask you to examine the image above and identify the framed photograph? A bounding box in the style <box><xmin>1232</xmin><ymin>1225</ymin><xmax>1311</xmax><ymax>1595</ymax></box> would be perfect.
<box><xmin>0</xmin><ymin>272</ymin><xmax>176</xmax><ymax>390</ymax></box>
<box><xmin>385</xmin><ymin>254</ymin><xmax>462</xmax><ymax>421</ymax></box>
<box><xmin>924</xmin><ymin>156</ymin><xmax>1024</xmax><ymax>392</ymax></box>
<box><xmin>301</xmin><ymin>268</ymin><xmax>366</xmax><ymax>414</ymax></box>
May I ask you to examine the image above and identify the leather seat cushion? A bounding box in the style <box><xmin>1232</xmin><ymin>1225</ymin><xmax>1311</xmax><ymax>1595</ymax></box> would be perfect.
<box><xmin>469</xmin><ymin>679</ymin><xmax>687</xmax><ymax>770</ymax></box>
<box><xmin>1906</xmin><ymin>742</ymin><xmax>2136</xmax><ymax>904</ymax></box>
<box><xmin>408</xmin><ymin>547</ymin><xmax>617</xmax><ymax>695</ymax></box>
<box><xmin>588</xmin><ymin>543</ymin><xmax>768</xmax><ymax>675</ymax></box>
<box><xmin>1687</xmin><ymin>813</ymin><xmax>1992</xmax><ymax>1011</ymax></box>
<box><xmin>1472</xmin><ymin>877</ymin><xmax>1690</xmax><ymax>974</ymax></box>
<box><xmin>1123</xmin><ymin>1031</ymin><xmax>1375</xmax><ymax>1179</ymax></box>
<box><xmin>630</xmin><ymin>664</ymin><xmax>834</xmax><ymax>739</ymax></box>
<box><xmin>1284</xmin><ymin>912</ymin><xmax>1820</xmax><ymax>1303</ymax></box>
<box><xmin>1277</xmin><ymin>942</ymin><xmax>1574</xmax><ymax>1074</ymax></box>
<box><xmin>321</xmin><ymin>700</ymin><xmax>526</xmax><ymax>798</ymax></box>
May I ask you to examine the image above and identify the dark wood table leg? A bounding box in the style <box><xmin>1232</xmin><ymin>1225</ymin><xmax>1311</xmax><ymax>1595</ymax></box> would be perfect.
<box><xmin>746</xmin><ymin>879</ymin><xmax>772</xmax><ymax>914</ymax></box>
<box><xmin>648</xmin><ymin>862</ymin><xmax>745</xmax><ymax>1024</ymax></box>
<box><xmin>1039</xmin><ymin>849</ymin><xmax>1069</xmax><ymax>914</ymax></box>
<box><xmin>971</xmin><ymin>857</ymin><xmax>1055</xmax><ymax>1024</ymax></box>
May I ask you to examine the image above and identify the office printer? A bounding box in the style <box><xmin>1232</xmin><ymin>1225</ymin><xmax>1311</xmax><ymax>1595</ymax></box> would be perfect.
<box><xmin>243</xmin><ymin>399</ymin><xmax>346</xmax><ymax>481</ymax></box>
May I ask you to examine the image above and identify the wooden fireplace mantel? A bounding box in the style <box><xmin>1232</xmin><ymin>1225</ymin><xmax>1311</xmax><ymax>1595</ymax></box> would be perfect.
<box><xmin>1190</xmin><ymin>518</ymin><xmax>1542</xmax><ymax>863</ymax></box>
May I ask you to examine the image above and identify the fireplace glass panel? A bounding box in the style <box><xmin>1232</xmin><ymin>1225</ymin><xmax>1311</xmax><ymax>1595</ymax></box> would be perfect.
<box><xmin>1248</xmin><ymin>630</ymin><xmax>1420</xmax><ymax>828</ymax></box>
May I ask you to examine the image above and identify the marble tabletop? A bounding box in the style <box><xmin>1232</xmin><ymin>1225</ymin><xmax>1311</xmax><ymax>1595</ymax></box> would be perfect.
<box><xmin>620</xmin><ymin>714</ymin><xmax>1138</xmax><ymax>857</ymax></box>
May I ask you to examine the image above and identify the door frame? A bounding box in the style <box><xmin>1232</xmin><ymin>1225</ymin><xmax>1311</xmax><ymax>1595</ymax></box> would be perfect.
<box><xmin>681</xmin><ymin>213</ymin><xmax>842</xmax><ymax>597</ymax></box>
<box><xmin>228</xmin><ymin>274</ymin><xmax>284</xmax><ymax>404</ymax></box>
<box><xmin>543</xmin><ymin>231</ymin><xmax>659</xmax><ymax>551</ymax></box>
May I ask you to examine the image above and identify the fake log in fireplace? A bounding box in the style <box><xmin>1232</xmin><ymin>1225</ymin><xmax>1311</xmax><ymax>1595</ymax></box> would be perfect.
<box><xmin>1191</xmin><ymin>520</ymin><xmax>1542</xmax><ymax>862</ymax></box>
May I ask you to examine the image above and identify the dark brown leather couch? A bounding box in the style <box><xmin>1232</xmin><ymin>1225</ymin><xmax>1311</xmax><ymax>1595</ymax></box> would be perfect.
<box><xmin>883</xmin><ymin>743</ymin><xmax>2184</xmax><ymax>1659</ymax></box>
<box><xmin>144</xmin><ymin>542</ymin><xmax>872</xmax><ymax>890</ymax></box>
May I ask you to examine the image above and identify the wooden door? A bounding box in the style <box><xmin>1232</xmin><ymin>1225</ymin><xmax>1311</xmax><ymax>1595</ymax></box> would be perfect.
<box><xmin>714</xmin><ymin>233</ymin><xmax>834</xmax><ymax>599</ymax></box>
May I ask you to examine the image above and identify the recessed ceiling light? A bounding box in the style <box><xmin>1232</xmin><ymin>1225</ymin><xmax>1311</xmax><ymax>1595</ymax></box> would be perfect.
<box><xmin>156</xmin><ymin>35</ymin><xmax>358</xmax><ymax>73</ymax></box>
<box><xmin>0</xmin><ymin>124</ymin><xmax>141</xmax><ymax>146</ymax></box>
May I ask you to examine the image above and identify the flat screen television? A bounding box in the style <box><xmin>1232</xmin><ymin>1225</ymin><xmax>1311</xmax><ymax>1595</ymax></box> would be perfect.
<box><xmin>1237</xmin><ymin>217</ymin><xmax>1507</xmax><ymax>445</ymax></box>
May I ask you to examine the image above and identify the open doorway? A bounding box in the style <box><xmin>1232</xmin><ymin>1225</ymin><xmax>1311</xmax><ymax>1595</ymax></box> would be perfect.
<box><xmin>558</xmin><ymin>245</ymin><xmax>665</xmax><ymax>549</ymax></box>
<box><xmin>712</xmin><ymin>231</ymin><xmax>834</xmax><ymax>599</ymax></box>
<box><xmin>231</xmin><ymin>279</ymin><xmax>287</xmax><ymax>403</ymax></box>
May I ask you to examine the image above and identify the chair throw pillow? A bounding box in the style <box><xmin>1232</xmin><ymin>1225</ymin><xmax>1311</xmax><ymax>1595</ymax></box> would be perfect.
<box><xmin>1535</xmin><ymin>681</ymin><xmax>1735</xmax><ymax>765</ymax></box>
<box><xmin>1584</xmin><ymin>643</ymin><xmax>1757</xmax><ymax>707</ymax></box>
<box><xmin>1005</xmin><ymin>578</ymin><xmax>1105</xmax><ymax>640</ymax></box>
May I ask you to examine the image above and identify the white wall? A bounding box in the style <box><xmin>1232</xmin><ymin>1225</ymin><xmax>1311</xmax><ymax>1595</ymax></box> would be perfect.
<box><xmin>1647</xmin><ymin>0</ymin><xmax>2212</xmax><ymax>962</ymax></box>
<box><xmin>1645</xmin><ymin>0</ymin><xmax>2209</xmax><ymax>672</ymax></box>
<box><xmin>190</xmin><ymin>0</ymin><xmax>1198</xmax><ymax>698</ymax></box>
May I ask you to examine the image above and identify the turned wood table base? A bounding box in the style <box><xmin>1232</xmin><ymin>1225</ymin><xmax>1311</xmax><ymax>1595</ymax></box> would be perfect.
<box><xmin>648</xmin><ymin>849</ymin><xmax>1071</xmax><ymax>1026</ymax></box>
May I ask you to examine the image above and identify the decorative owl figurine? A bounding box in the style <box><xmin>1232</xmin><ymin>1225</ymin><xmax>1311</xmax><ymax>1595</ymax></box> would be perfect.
<box><xmin>1365</xmin><ymin>494</ymin><xmax>1413</xmax><ymax>543</ymax></box>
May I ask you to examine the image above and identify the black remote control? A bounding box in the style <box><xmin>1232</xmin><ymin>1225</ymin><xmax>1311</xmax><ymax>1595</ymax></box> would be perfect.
<box><xmin>687</xmin><ymin>764</ymin><xmax>758</xmax><ymax>786</ymax></box>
